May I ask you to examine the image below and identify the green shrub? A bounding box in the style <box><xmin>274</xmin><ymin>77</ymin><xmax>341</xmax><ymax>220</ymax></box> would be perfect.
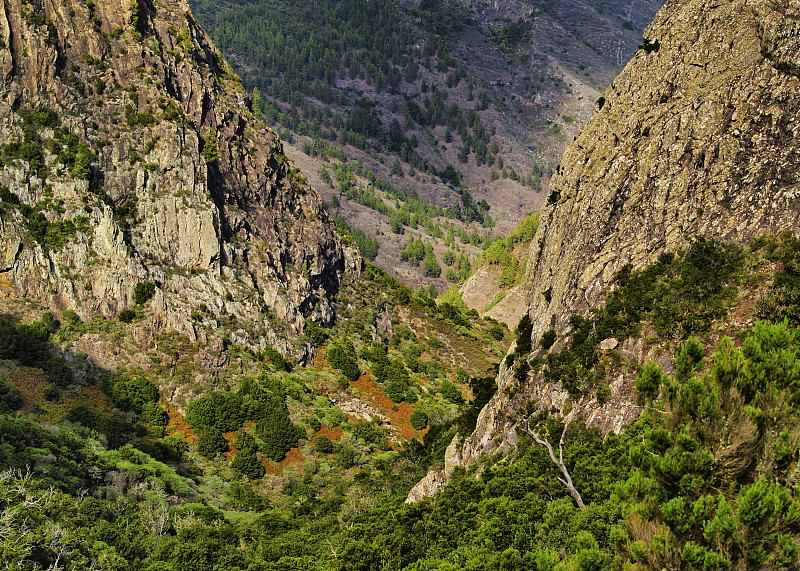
<box><xmin>61</xmin><ymin>310</ymin><xmax>81</xmax><ymax>327</ymax></box>
<box><xmin>304</xmin><ymin>322</ymin><xmax>330</xmax><ymax>346</ymax></box>
<box><xmin>675</xmin><ymin>337</ymin><xmax>704</xmax><ymax>382</ymax></box>
<box><xmin>141</xmin><ymin>402</ymin><xmax>169</xmax><ymax>437</ymax></box>
<box><xmin>0</xmin><ymin>380</ymin><xmax>24</xmax><ymax>413</ymax></box>
<box><xmin>593</xmin><ymin>384</ymin><xmax>610</xmax><ymax>406</ymax></box>
<box><xmin>134</xmin><ymin>281</ymin><xmax>155</xmax><ymax>305</ymax></box>
<box><xmin>440</xmin><ymin>380</ymin><xmax>463</xmax><ymax>404</ymax></box>
<box><xmin>196</xmin><ymin>426</ymin><xmax>226</xmax><ymax>458</ymax></box>
<box><xmin>315</xmin><ymin>434</ymin><xmax>334</xmax><ymax>453</ymax></box>
<box><xmin>110</xmin><ymin>376</ymin><xmax>158</xmax><ymax>414</ymax></box>
<box><xmin>231</xmin><ymin>449</ymin><xmax>265</xmax><ymax>479</ymax></box>
<box><xmin>540</xmin><ymin>329</ymin><xmax>556</xmax><ymax>350</ymax></box>
<box><xmin>201</xmin><ymin>129</ymin><xmax>219</xmax><ymax>163</ymax></box>
<box><xmin>231</xmin><ymin>431</ymin><xmax>264</xmax><ymax>479</ymax></box>
<box><xmin>162</xmin><ymin>435</ymin><xmax>188</xmax><ymax>461</ymax></box>
<box><xmin>328</xmin><ymin>340</ymin><xmax>360</xmax><ymax>382</ymax></box>
<box><xmin>263</xmin><ymin>345</ymin><xmax>291</xmax><ymax>372</ymax></box>
<box><xmin>635</xmin><ymin>362</ymin><xmax>667</xmax><ymax>404</ymax></box>
<box><xmin>118</xmin><ymin>309</ymin><xmax>136</xmax><ymax>323</ymax></box>
<box><xmin>42</xmin><ymin>383</ymin><xmax>60</xmax><ymax>402</ymax></box>
<box><xmin>410</xmin><ymin>410</ymin><xmax>428</xmax><ymax>430</ymax></box>
<box><xmin>515</xmin><ymin>313</ymin><xmax>533</xmax><ymax>355</ymax></box>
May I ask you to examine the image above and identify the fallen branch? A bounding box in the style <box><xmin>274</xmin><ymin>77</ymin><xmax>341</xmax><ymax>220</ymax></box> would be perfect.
<box><xmin>523</xmin><ymin>413</ymin><xmax>586</xmax><ymax>509</ymax></box>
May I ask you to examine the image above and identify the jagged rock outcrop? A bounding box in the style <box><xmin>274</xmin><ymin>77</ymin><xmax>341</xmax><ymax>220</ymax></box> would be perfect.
<box><xmin>0</xmin><ymin>0</ymin><xmax>359</xmax><ymax>361</ymax></box>
<box><xmin>524</xmin><ymin>0</ymin><xmax>800</xmax><ymax>341</ymax></box>
<box><xmin>409</xmin><ymin>0</ymin><xmax>800</xmax><ymax>500</ymax></box>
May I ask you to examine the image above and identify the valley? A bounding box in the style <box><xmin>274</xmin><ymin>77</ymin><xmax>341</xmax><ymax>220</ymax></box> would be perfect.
<box><xmin>0</xmin><ymin>0</ymin><xmax>799</xmax><ymax>569</ymax></box>
<box><xmin>188</xmin><ymin>0</ymin><xmax>663</xmax><ymax>292</ymax></box>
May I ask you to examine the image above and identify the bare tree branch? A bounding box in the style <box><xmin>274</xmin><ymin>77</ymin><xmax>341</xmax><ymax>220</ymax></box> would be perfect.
<box><xmin>523</xmin><ymin>413</ymin><xmax>586</xmax><ymax>509</ymax></box>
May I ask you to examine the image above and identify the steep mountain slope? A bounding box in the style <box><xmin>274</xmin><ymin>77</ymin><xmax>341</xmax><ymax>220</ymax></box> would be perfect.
<box><xmin>0</xmin><ymin>0</ymin><xmax>358</xmax><ymax>359</ymax></box>
<box><xmin>411</xmin><ymin>0</ymin><xmax>800</xmax><ymax>498</ymax></box>
<box><xmin>523</xmin><ymin>0</ymin><xmax>800</xmax><ymax>341</ymax></box>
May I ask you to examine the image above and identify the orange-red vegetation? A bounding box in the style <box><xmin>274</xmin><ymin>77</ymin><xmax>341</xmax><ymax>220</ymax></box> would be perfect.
<box><xmin>165</xmin><ymin>403</ymin><xmax>197</xmax><ymax>444</ymax></box>
<box><xmin>222</xmin><ymin>431</ymin><xmax>236</xmax><ymax>459</ymax></box>
<box><xmin>7</xmin><ymin>366</ymin><xmax>113</xmax><ymax>423</ymax></box>
<box><xmin>315</xmin><ymin>425</ymin><xmax>342</xmax><ymax>441</ymax></box>
<box><xmin>351</xmin><ymin>372</ymin><xmax>429</xmax><ymax>442</ymax></box>
<box><xmin>264</xmin><ymin>445</ymin><xmax>305</xmax><ymax>476</ymax></box>
<box><xmin>313</xmin><ymin>347</ymin><xmax>329</xmax><ymax>371</ymax></box>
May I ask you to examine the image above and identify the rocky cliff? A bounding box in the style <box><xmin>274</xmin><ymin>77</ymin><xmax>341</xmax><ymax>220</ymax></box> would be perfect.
<box><xmin>0</xmin><ymin>0</ymin><xmax>359</xmax><ymax>362</ymax></box>
<box><xmin>409</xmin><ymin>0</ymin><xmax>800</xmax><ymax>501</ymax></box>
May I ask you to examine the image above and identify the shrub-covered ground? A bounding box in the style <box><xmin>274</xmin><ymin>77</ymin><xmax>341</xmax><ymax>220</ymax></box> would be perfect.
<box><xmin>1</xmin><ymin>235</ymin><xmax>799</xmax><ymax>569</ymax></box>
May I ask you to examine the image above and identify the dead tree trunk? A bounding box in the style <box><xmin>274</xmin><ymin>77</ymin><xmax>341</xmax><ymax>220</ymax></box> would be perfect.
<box><xmin>523</xmin><ymin>414</ymin><xmax>586</xmax><ymax>509</ymax></box>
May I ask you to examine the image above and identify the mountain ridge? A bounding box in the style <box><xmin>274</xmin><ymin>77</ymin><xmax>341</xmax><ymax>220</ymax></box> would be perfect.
<box><xmin>0</xmin><ymin>0</ymin><xmax>359</xmax><ymax>362</ymax></box>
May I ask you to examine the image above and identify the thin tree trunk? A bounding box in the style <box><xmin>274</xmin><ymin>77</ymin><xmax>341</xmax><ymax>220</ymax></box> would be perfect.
<box><xmin>524</xmin><ymin>414</ymin><xmax>586</xmax><ymax>509</ymax></box>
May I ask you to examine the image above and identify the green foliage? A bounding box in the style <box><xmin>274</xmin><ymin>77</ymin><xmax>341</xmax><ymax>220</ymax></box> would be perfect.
<box><xmin>596</xmin><ymin>384</ymin><xmax>612</xmax><ymax>405</ymax></box>
<box><xmin>514</xmin><ymin>313</ymin><xmax>533</xmax><ymax>356</ymax></box>
<box><xmin>400</xmin><ymin>237</ymin><xmax>426</xmax><ymax>265</ymax></box>
<box><xmin>335</xmin><ymin>216</ymin><xmax>379</xmax><ymax>260</ymax></box>
<box><xmin>109</xmin><ymin>375</ymin><xmax>158</xmax><ymax>414</ymax></box>
<box><xmin>737</xmin><ymin>319</ymin><xmax>800</xmax><ymax>403</ymax></box>
<box><xmin>186</xmin><ymin>391</ymin><xmax>244</xmax><ymax>433</ymax></box>
<box><xmin>2</xmin><ymin>237</ymin><xmax>799</xmax><ymax>571</ymax></box>
<box><xmin>0</xmin><ymin>314</ymin><xmax>80</xmax><ymax>389</ymax></box>
<box><xmin>263</xmin><ymin>345</ymin><xmax>291</xmax><ymax>372</ymax></box>
<box><xmin>134</xmin><ymin>281</ymin><xmax>156</xmax><ymax>305</ymax></box>
<box><xmin>197</xmin><ymin>425</ymin><xmax>227</xmax><ymax>458</ymax></box>
<box><xmin>410</xmin><ymin>410</ymin><xmax>428</xmax><ymax>430</ymax></box>
<box><xmin>141</xmin><ymin>402</ymin><xmax>169</xmax><ymax>437</ymax></box>
<box><xmin>0</xmin><ymin>379</ymin><xmax>24</xmax><ymax>413</ymax></box>
<box><xmin>540</xmin><ymin>329</ymin><xmax>556</xmax><ymax>350</ymax></box>
<box><xmin>231</xmin><ymin>430</ymin><xmax>265</xmax><ymax>479</ymax></box>
<box><xmin>755</xmin><ymin>233</ymin><xmax>800</xmax><ymax>326</ymax></box>
<box><xmin>422</xmin><ymin>249</ymin><xmax>441</xmax><ymax>278</ymax></box>
<box><xmin>440</xmin><ymin>380</ymin><xmax>463</xmax><ymax>404</ymax></box>
<box><xmin>328</xmin><ymin>339</ymin><xmax>360</xmax><ymax>382</ymax></box>
<box><xmin>200</xmin><ymin>129</ymin><xmax>219</xmax><ymax>163</ymax></box>
<box><xmin>124</xmin><ymin>103</ymin><xmax>155</xmax><ymax>127</ymax></box>
<box><xmin>118</xmin><ymin>308</ymin><xmax>137</xmax><ymax>323</ymax></box>
<box><xmin>675</xmin><ymin>336</ymin><xmax>704</xmax><ymax>382</ymax></box>
<box><xmin>543</xmin><ymin>238</ymin><xmax>744</xmax><ymax>396</ymax></box>
<box><xmin>635</xmin><ymin>361</ymin><xmax>667</xmax><ymax>404</ymax></box>
<box><xmin>315</xmin><ymin>434</ymin><xmax>334</xmax><ymax>454</ymax></box>
<box><xmin>304</xmin><ymin>321</ymin><xmax>330</xmax><ymax>346</ymax></box>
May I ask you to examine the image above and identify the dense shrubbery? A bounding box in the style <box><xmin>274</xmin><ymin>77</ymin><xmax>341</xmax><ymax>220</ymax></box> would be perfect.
<box><xmin>0</xmin><ymin>313</ymin><xmax>76</xmax><ymax>388</ymax></box>
<box><xmin>134</xmin><ymin>281</ymin><xmax>156</xmax><ymax>305</ymax></box>
<box><xmin>409</xmin><ymin>410</ymin><xmax>428</xmax><ymax>430</ymax></box>
<box><xmin>0</xmin><ymin>379</ymin><xmax>24</xmax><ymax>413</ymax></box>
<box><xmin>1</xmin><ymin>233</ymin><xmax>797</xmax><ymax>570</ymax></box>
<box><xmin>755</xmin><ymin>232</ymin><xmax>800</xmax><ymax>326</ymax></box>
<box><xmin>327</xmin><ymin>339</ymin><xmax>360</xmax><ymax>383</ymax></box>
<box><xmin>231</xmin><ymin>430</ymin><xmax>265</xmax><ymax>479</ymax></box>
<box><xmin>185</xmin><ymin>373</ymin><xmax>303</xmax><ymax>463</ymax></box>
<box><xmin>335</xmin><ymin>216</ymin><xmax>379</xmax><ymax>261</ymax></box>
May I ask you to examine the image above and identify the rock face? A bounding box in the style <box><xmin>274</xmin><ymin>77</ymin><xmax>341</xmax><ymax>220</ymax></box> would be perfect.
<box><xmin>0</xmin><ymin>0</ymin><xmax>359</xmax><ymax>359</ymax></box>
<box><xmin>524</xmin><ymin>0</ymin><xmax>800</xmax><ymax>342</ymax></box>
<box><xmin>409</xmin><ymin>0</ymin><xmax>800</xmax><ymax>500</ymax></box>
